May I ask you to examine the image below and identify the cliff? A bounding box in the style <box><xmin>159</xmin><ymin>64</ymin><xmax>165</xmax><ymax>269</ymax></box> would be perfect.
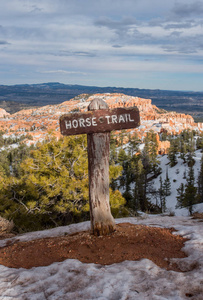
<box><xmin>0</xmin><ymin>108</ymin><xmax>10</xmax><ymax>118</ymax></box>
<box><xmin>0</xmin><ymin>93</ymin><xmax>202</xmax><ymax>147</ymax></box>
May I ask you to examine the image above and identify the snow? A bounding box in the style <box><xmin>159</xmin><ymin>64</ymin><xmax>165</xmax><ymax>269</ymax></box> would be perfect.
<box><xmin>151</xmin><ymin>149</ymin><xmax>203</xmax><ymax>216</ymax></box>
<box><xmin>0</xmin><ymin>143</ymin><xmax>19</xmax><ymax>152</ymax></box>
<box><xmin>0</xmin><ymin>215</ymin><xmax>203</xmax><ymax>300</ymax></box>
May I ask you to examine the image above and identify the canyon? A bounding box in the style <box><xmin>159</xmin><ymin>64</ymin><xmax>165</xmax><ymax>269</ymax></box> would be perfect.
<box><xmin>0</xmin><ymin>93</ymin><xmax>202</xmax><ymax>154</ymax></box>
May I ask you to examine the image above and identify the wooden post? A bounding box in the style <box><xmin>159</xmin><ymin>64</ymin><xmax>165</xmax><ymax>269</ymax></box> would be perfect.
<box><xmin>87</xmin><ymin>99</ymin><xmax>115</xmax><ymax>236</ymax></box>
<box><xmin>59</xmin><ymin>98</ymin><xmax>140</xmax><ymax>236</ymax></box>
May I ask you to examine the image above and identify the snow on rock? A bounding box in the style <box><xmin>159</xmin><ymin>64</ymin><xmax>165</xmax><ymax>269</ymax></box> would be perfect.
<box><xmin>0</xmin><ymin>108</ymin><xmax>9</xmax><ymax>118</ymax></box>
<box><xmin>0</xmin><ymin>215</ymin><xmax>202</xmax><ymax>300</ymax></box>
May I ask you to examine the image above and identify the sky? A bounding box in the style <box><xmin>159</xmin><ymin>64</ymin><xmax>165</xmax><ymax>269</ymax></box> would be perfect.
<box><xmin>0</xmin><ymin>0</ymin><xmax>203</xmax><ymax>91</ymax></box>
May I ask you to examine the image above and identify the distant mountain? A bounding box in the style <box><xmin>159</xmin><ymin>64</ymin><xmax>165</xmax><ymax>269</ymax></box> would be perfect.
<box><xmin>0</xmin><ymin>82</ymin><xmax>203</xmax><ymax>121</ymax></box>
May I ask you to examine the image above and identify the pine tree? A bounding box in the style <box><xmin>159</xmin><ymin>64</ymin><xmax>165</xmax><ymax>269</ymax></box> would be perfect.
<box><xmin>158</xmin><ymin>176</ymin><xmax>166</xmax><ymax>213</ymax></box>
<box><xmin>144</xmin><ymin>131</ymin><xmax>160</xmax><ymax>176</ymax></box>
<box><xmin>118</xmin><ymin>148</ymin><xmax>128</xmax><ymax>165</ymax></box>
<box><xmin>128</xmin><ymin>133</ymin><xmax>140</xmax><ymax>156</ymax></box>
<box><xmin>186</xmin><ymin>140</ymin><xmax>195</xmax><ymax>167</ymax></box>
<box><xmin>184</xmin><ymin>166</ymin><xmax>197</xmax><ymax>215</ymax></box>
<box><xmin>0</xmin><ymin>135</ymin><xmax>125</xmax><ymax>232</ymax></box>
<box><xmin>197</xmin><ymin>154</ymin><xmax>203</xmax><ymax>203</ymax></box>
<box><xmin>163</xmin><ymin>168</ymin><xmax>171</xmax><ymax>196</ymax></box>
<box><xmin>168</xmin><ymin>140</ymin><xmax>178</xmax><ymax>167</ymax></box>
<box><xmin>110</xmin><ymin>133</ymin><xmax>118</xmax><ymax>164</ymax></box>
<box><xmin>132</xmin><ymin>158</ymin><xmax>145</xmax><ymax>211</ymax></box>
<box><xmin>179</xmin><ymin>140</ymin><xmax>187</xmax><ymax>163</ymax></box>
<box><xmin>196</xmin><ymin>136</ymin><xmax>203</xmax><ymax>151</ymax></box>
<box><xmin>176</xmin><ymin>183</ymin><xmax>185</xmax><ymax>209</ymax></box>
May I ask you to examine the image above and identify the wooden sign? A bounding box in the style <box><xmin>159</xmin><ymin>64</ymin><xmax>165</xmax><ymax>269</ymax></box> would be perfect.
<box><xmin>60</xmin><ymin>99</ymin><xmax>140</xmax><ymax>236</ymax></box>
<box><xmin>60</xmin><ymin>107</ymin><xmax>140</xmax><ymax>136</ymax></box>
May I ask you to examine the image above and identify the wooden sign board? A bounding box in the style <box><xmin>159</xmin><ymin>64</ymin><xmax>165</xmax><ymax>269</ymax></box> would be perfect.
<box><xmin>60</xmin><ymin>99</ymin><xmax>140</xmax><ymax>236</ymax></box>
<box><xmin>60</xmin><ymin>107</ymin><xmax>140</xmax><ymax>136</ymax></box>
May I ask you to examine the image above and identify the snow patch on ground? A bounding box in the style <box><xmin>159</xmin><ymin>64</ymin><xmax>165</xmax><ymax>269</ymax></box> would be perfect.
<box><xmin>151</xmin><ymin>149</ymin><xmax>203</xmax><ymax>216</ymax></box>
<box><xmin>0</xmin><ymin>215</ymin><xmax>202</xmax><ymax>300</ymax></box>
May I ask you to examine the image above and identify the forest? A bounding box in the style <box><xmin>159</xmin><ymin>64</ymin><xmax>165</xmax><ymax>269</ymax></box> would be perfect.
<box><xmin>0</xmin><ymin>129</ymin><xmax>203</xmax><ymax>233</ymax></box>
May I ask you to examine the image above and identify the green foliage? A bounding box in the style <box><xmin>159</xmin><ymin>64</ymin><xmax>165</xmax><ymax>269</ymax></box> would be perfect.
<box><xmin>0</xmin><ymin>136</ymin><xmax>89</xmax><ymax>231</ymax></box>
<box><xmin>196</xmin><ymin>134</ymin><xmax>203</xmax><ymax>151</ymax></box>
<box><xmin>110</xmin><ymin>133</ymin><xmax>118</xmax><ymax>163</ymax></box>
<box><xmin>158</xmin><ymin>176</ymin><xmax>166</xmax><ymax>213</ymax></box>
<box><xmin>168</xmin><ymin>139</ymin><xmax>179</xmax><ymax>167</ymax></box>
<box><xmin>176</xmin><ymin>166</ymin><xmax>197</xmax><ymax>215</ymax></box>
<box><xmin>2</xmin><ymin>128</ymin><xmax>201</xmax><ymax>231</ymax></box>
<box><xmin>127</xmin><ymin>133</ymin><xmax>140</xmax><ymax>156</ymax></box>
<box><xmin>197</xmin><ymin>154</ymin><xmax>203</xmax><ymax>203</ymax></box>
<box><xmin>163</xmin><ymin>169</ymin><xmax>171</xmax><ymax>196</ymax></box>
<box><xmin>176</xmin><ymin>183</ymin><xmax>185</xmax><ymax>209</ymax></box>
<box><xmin>109</xmin><ymin>163</ymin><xmax>122</xmax><ymax>191</ymax></box>
<box><xmin>114</xmin><ymin>131</ymin><xmax>161</xmax><ymax>213</ymax></box>
<box><xmin>143</xmin><ymin>131</ymin><xmax>161</xmax><ymax>176</ymax></box>
<box><xmin>167</xmin><ymin>130</ymin><xmax>197</xmax><ymax>167</ymax></box>
<box><xmin>0</xmin><ymin>135</ymin><xmax>126</xmax><ymax>232</ymax></box>
<box><xmin>0</xmin><ymin>150</ymin><xmax>10</xmax><ymax>177</ymax></box>
<box><xmin>110</xmin><ymin>189</ymin><xmax>127</xmax><ymax>217</ymax></box>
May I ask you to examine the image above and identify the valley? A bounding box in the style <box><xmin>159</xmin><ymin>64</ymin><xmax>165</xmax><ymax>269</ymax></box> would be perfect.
<box><xmin>0</xmin><ymin>93</ymin><xmax>202</xmax><ymax>150</ymax></box>
<box><xmin>0</xmin><ymin>83</ymin><xmax>203</xmax><ymax>121</ymax></box>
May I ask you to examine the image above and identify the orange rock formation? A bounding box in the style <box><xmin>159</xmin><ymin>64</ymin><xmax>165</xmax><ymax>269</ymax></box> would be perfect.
<box><xmin>0</xmin><ymin>93</ymin><xmax>202</xmax><ymax>148</ymax></box>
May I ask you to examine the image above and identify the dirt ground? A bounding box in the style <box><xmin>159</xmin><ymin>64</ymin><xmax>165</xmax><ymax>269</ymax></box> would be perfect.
<box><xmin>0</xmin><ymin>223</ymin><xmax>188</xmax><ymax>271</ymax></box>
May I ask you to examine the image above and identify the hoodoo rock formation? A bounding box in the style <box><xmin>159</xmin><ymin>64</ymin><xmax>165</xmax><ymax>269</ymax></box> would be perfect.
<box><xmin>0</xmin><ymin>93</ymin><xmax>202</xmax><ymax>147</ymax></box>
<box><xmin>0</xmin><ymin>108</ymin><xmax>10</xmax><ymax>118</ymax></box>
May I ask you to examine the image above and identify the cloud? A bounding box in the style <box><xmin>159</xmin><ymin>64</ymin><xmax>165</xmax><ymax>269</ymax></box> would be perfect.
<box><xmin>94</xmin><ymin>17</ymin><xmax>139</xmax><ymax>30</ymax></box>
<box><xmin>112</xmin><ymin>45</ymin><xmax>123</xmax><ymax>48</ymax></box>
<box><xmin>168</xmin><ymin>31</ymin><xmax>182</xmax><ymax>37</ymax></box>
<box><xmin>0</xmin><ymin>40</ymin><xmax>9</xmax><ymax>45</ymax></box>
<box><xmin>40</xmin><ymin>70</ymin><xmax>87</xmax><ymax>75</ymax></box>
<box><xmin>28</xmin><ymin>5</ymin><xmax>44</xmax><ymax>14</ymax></box>
<box><xmin>94</xmin><ymin>16</ymin><xmax>152</xmax><ymax>47</ymax></box>
<box><xmin>172</xmin><ymin>1</ymin><xmax>203</xmax><ymax>17</ymax></box>
<box><xmin>162</xmin><ymin>33</ymin><xmax>203</xmax><ymax>54</ymax></box>
<box><xmin>58</xmin><ymin>51</ymin><xmax>96</xmax><ymax>58</ymax></box>
<box><xmin>0</xmin><ymin>0</ymin><xmax>202</xmax><ymax>90</ymax></box>
<box><xmin>164</xmin><ymin>21</ymin><xmax>196</xmax><ymax>30</ymax></box>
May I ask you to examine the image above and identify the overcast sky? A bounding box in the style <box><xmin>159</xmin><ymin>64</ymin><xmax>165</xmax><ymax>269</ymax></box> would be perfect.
<box><xmin>0</xmin><ymin>0</ymin><xmax>203</xmax><ymax>91</ymax></box>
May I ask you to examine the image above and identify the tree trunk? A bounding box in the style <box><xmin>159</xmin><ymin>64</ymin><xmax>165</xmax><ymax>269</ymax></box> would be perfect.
<box><xmin>87</xmin><ymin>99</ymin><xmax>115</xmax><ymax>236</ymax></box>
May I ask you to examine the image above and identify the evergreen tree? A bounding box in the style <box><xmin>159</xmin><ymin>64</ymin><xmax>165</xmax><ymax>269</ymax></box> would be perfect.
<box><xmin>196</xmin><ymin>135</ymin><xmax>203</xmax><ymax>151</ymax></box>
<box><xmin>186</xmin><ymin>139</ymin><xmax>196</xmax><ymax>167</ymax></box>
<box><xmin>197</xmin><ymin>154</ymin><xmax>203</xmax><ymax>203</ymax></box>
<box><xmin>133</xmin><ymin>158</ymin><xmax>147</xmax><ymax>212</ymax></box>
<box><xmin>127</xmin><ymin>133</ymin><xmax>140</xmax><ymax>157</ymax></box>
<box><xmin>176</xmin><ymin>163</ymin><xmax>198</xmax><ymax>215</ymax></box>
<box><xmin>110</xmin><ymin>133</ymin><xmax>118</xmax><ymax>164</ymax></box>
<box><xmin>118</xmin><ymin>148</ymin><xmax>128</xmax><ymax>165</ymax></box>
<box><xmin>179</xmin><ymin>140</ymin><xmax>187</xmax><ymax>163</ymax></box>
<box><xmin>163</xmin><ymin>168</ymin><xmax>171</xmax><ymax>196</ymax></box>
<box><xmin>109</xmin><ymin>162</ymin><xmax>122</xmax><ymax>191</ymax></box>
<box><xmin>168</xmin><ymin>139</ymin><xmax>179</xmax><ymax>167</ymax></box>
<box><xmin>0</xmin><ymin>135</ymin><xmax>125</xmax><ymax>232</ymax></box>
<box><xmin>134</xmin><ymin>150</ymin><xmax>152</xmax><ymax>212</ymax></box>
<box><xmin>117</xmin><ymin>130</ymin><xmax>126</xmax><ymax>146</ymax></box>
<box><xmin>143</xmin><ymin>132</ymin><xmax>161</xmax><ymax>177</ymax></box>
<box><xmin>117</xmin><ymin>146</ymin><xmax>133</xmax><ymax>204</ymax></box>
<box><xmin>183</xmin><ymin>166</ymin><xmax>197</xmax><ymax>215</ymax></box>
<box><xmin>0</xmin><ymin>131</ymin><xmax>4</xmax><ymax>148</ymax></box>
<box><xmin>0</xmin><ymin>150</ymin><xmax>10</xmax><ymax>177</ymax></box>
<box><xmin>176</xmin><ymin>183</ymin><xmax>185</xmax><ymax>209</ymax></box>
<box><xmin>158</xmin><ymin>176</ymin><xmax>166</xmax><ymax>213</ymax></box>
<box><xmin>117</xmin><ymin>148</ymin><xmax>128</xmax><ymax>189</ymax></box>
